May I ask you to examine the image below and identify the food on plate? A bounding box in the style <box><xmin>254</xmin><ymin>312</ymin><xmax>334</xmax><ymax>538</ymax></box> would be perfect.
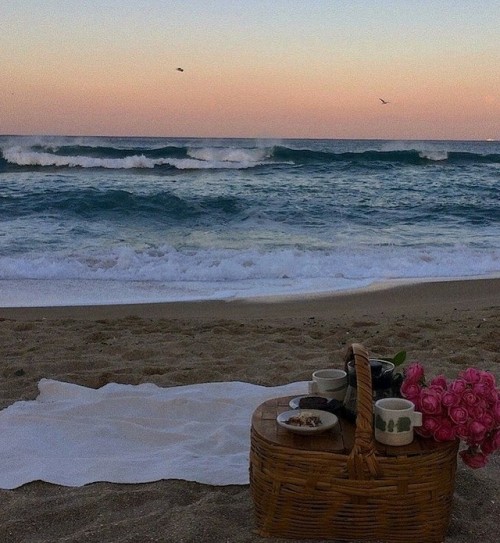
<box><xmin>285</xmin><ymin>411</ymin><xmax>322</xmax><ymax>428</ymax></box>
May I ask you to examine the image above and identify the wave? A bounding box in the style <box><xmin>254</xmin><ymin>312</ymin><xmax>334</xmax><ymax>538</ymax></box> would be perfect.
<box><xmin>2</xmin><ymin>140</ymin><xmax>499</xmax><ymax>172</ymax></box>
<box><xmin>1</xmin><ymin>187</ymin><xmax>249</xmax><ymax>229</ymax></box>
<box><xmin>272</xmin><ymin>147</ymin><xmax>500</xmax><ymax>165</ymax></box>
<box><xmin>0</xmin><ymin>147</ymin><xmax>267</xmax><ymax>171</ymax></box>
<box><xmin>0</xmin><ymin>143</ymin><xmax>272</xmax><ymax>171</ymax></box>
<box><xmin>1</xmin><ymin>244</ymin><xmax>498</xmax><ymax>287</ymax></box>
<box><xmin>3</xmin><ymin>186</ymin><xmax>498</xmax><ymax>229</ymax></box>
<box><xmin>1</xmin><ymin>188</ymin><xmax>244</xmax><ymax>223</ymax></box>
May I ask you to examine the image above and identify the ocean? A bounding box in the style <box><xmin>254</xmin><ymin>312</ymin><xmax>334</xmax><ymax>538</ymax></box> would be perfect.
<box><xmin>0</xmin><ymin>135</ymin><xmax>499</xmax><ymax>307</ymax></box>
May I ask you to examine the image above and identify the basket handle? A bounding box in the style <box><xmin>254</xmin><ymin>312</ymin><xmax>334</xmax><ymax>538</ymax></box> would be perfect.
<box><xmin>344</xmin><ymin>343</ymin><xmax>383</xmax><ymax>479</ymax></box>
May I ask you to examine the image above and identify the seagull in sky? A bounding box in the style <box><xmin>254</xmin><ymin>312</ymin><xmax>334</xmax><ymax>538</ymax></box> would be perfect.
<box><xmin>379</xmin><ymin>98</ymin><xmax>390</xmax><ymax>105</ymax></box>
<box><xmin>176</xmin><ymin>67</ymin><xmax>184</xmax><ymax>72</ymax></box>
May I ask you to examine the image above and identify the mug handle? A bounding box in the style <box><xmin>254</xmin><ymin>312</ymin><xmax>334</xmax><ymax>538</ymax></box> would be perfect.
<box><xmin>413</xmin><ymin>411</ymin><xmax>423</xmax><ymax>427</ymax></box>
<box><xmin>308</xmin><ymin>381</ymin><xmax>318</xmax><ymax>394</ymax></box>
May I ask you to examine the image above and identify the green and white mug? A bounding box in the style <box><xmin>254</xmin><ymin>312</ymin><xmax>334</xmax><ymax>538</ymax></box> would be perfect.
<box><xmin>374</xmin><ymin>398</ymin><xmax>422</xmax><ymax>446</ymax></box>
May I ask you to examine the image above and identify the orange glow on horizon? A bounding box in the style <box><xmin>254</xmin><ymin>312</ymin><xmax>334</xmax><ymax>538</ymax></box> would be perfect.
<box><xmin>1</xmin><ymin>2</ymin><xmax>498</xmax><ymax>140</ymax></box>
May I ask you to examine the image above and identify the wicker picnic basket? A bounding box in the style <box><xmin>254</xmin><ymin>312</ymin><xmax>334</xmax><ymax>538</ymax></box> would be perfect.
<box><xmin>250</xmin><ymin>343</ymin><xmax>459</xmax><ymax>542</ymax></box>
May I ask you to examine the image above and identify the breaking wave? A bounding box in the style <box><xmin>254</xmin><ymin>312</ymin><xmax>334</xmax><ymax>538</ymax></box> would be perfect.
<box><xmin>1</xmin><ymin>140</ymin><xmax>498</xmax><ymax>172</ymax></box>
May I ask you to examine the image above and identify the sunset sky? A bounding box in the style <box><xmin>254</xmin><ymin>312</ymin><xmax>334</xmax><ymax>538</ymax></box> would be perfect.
<box><xmin>2</xmin><ymin>0</ymin><xmax>499</xmax><ymax>139</ymax></box>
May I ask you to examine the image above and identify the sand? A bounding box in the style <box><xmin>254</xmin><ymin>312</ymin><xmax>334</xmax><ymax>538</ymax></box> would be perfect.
<box><xmin>0</xmin><ymin>278</ymin><xmax>499</xmax><ymax>543</ymax></box>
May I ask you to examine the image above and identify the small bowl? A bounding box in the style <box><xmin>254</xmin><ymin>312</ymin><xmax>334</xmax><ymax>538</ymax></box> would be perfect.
<box><xmin>289</xmin><ymin>395</ymin><xmax>328</xmax><ymax>410</ymax></box>
<box><xmin>277</xmin><ymin>409</ymin><xmax>338</xmax><ymax>435</ymax></box>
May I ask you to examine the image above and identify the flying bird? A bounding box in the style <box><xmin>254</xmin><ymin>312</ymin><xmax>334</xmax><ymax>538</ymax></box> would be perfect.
<box><xmin>176</xmin><ymin>67</ymin><xmax>184</xmax><ymax>72</ymax></box>
<box><xmin>379</xmin><ymin>98</ymin><xmax>390</xmax><ymax>104</ymax></box>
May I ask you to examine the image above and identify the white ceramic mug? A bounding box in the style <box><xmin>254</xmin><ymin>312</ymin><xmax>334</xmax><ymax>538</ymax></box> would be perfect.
<box><xmin>308</xmin><ymin>369</ymin><xmax>347</xmax><ymax>401</ymax></box>
<box><xmin>374</xmin><ymin>398</ymin><xmax>423</xmax><ymax>446</ymax></box>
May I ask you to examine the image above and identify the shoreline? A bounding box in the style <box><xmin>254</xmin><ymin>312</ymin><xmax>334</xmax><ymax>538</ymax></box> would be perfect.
<box><xmin>1</xmin><ymin>277</ymin><xmax>499</xmax><ymax>321</ymax></box>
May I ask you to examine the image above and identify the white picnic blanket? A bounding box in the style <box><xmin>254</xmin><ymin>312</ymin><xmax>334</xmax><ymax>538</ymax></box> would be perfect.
<box><xmin>0</xmin><ymin>379</ymin><xmax>306</xmax><ymax>489</ymax></box>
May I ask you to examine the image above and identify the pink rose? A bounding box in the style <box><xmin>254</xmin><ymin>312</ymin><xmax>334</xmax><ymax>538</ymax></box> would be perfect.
<box><xmin>461</xmin><ymin>390</ymin><xmax>478</xmax><ymax>407</ymax></box>
<box><xmin>433</xmin><ymin>419</ymin><xmax>456</xmax><ymax>441</ymax></box>
<box><xmin>472</xmin><ymin>382</ymin><xmax>490</xmax><ymax>398</ymax></box>
<box><xmin>420</xmin><ymin>416</ymin><xmax>441</xmax><ymax>435</ymax></box>
<box><xmin>429</xmin><ymin>375</ymin><xmax>447</xmax><ymax>391</ymax></box>
<box><xmin>400</xmin><ymin>381</ymin><xmax>422</xmax><ymax>402</ymax></box>
<box><xmin>467</xmin><ymin>421</ymin><xmax>487</xmax><ymax>444</ymax></box>
<box><xmin>479</xmin><ymin>371</ymin><xmax>496</xmax><ymax>388</ymax></box>
<box><xmin>396</xmin><ymin>364</ymin><xmax>499</xmax><ymax>470</ymax></box>
<box><xmin>404</xmin><ymin>363</ymin><xmax>425</xmax><ymax>385</ymax></box>
<box><xmin>481</xmin><ymin>429</ymin><xmax>500</xmax><ymax>455</ymax></box>
<box><xmin>478</xmin><ymin>413</ymin><xmax>495</xmax><ymax>431</ymax></box>
<box><xmin>449</xmin><ymin>378</ymin><xmax>468</xmax><ymax>395</ymax></box>
<box><xmin>459</xmin><ymin>449</ymin><xmax>488</xmax><ymax>469</ymax></box>
<box><xmin>448</xmin><ymin>405</ymin><xmax>469</xmax><ymax>425</ymax></box>
<box><xmin>460</xmin><ymin>368</ymin><xmax>482</xmax><ymax>384</ymax></box>
<box><xmin>419</xmin><ymin>388</ymin><xmax>443</xmax><ymax>415</ymax></box>
<box><xmin>468</xmin><ymin>404</ymin><xmax>485</xmax><ymax>420</ymax></box>
<box><xmin>441</xmin><ymin>391</ymin><xmax>460</xmax><ymax>407</ymax></box>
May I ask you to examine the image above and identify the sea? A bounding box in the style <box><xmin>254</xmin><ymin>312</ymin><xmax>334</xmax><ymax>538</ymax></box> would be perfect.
<box><xmin>0</xmin><ymin>135</ymin><xmax>499</xmax><ymax>307</ymax></box>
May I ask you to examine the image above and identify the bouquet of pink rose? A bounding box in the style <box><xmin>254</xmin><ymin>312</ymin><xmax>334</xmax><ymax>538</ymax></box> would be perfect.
<box><xmin>401</xmin><ymin>363</ymin><xmax>500</xmax><ymax>468</ymax></box>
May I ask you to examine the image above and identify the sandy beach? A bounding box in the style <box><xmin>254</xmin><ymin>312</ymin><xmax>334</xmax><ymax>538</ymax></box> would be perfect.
<box><xmin>0</xmin><ymin>278</ymin><xmax>499</xmax><ymax>543</ymax></box>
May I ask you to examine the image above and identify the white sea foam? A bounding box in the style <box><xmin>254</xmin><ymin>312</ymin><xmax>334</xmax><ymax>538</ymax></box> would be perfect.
<box><xmin>418</xmin><ymin>150</ymin><xmax>449</xmax><ymax>161</ymax></box>
<box><xmin>0</xmin><ymin>245</ymin><xmax>498</xmax><ymax>307</ymax></box>
<box><xmin>1</xmin><ymin>146</ymin><xmax>267</xmax><ymax>170</ymax></box>
<box><xmin>3</xmin><ymin>147</ymin><xmax>155</xmax><ymax>169</ymax></box>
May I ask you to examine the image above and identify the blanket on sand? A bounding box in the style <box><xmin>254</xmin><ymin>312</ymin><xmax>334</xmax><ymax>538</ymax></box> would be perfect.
<box><xmin>0</xmin><ymin>379</ymin><xmax>307</xmax><ymax>489</ymax></box>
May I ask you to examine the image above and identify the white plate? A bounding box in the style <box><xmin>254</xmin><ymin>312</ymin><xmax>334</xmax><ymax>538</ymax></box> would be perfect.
<box><xmin>277</xmin><ymin>409</ymin><xmax>338</xmax><ymax>435</ymax></box>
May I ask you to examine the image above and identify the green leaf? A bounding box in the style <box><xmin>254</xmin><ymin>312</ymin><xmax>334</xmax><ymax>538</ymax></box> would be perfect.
<box><xmin>391</xmin><ymin>351</ymin><xmax>407</xmax><ymax>367</ymax></box>
<box><xmin>379</xmin><ymin>351</ymin><xmax>407</xmax><ymax>366</ymax></box>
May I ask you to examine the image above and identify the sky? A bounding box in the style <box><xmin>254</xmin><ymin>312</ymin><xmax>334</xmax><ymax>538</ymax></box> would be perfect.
<box><xmin>1</xmin><ymin>0</ymin><xmax>499</xmax><ymax>140</ymax></box>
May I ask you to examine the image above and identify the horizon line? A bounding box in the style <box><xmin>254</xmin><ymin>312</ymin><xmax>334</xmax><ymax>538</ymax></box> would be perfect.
<box><xmin>0</xmin><ymin>134</ymin><xmax>496</xmax><ymax>143</ymax></box>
